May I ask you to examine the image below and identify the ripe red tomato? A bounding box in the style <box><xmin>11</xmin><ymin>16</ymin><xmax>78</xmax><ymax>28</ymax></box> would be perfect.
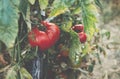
<box><xmin>72</xmin><ymin>24</ymin><xmax>84</xmax><ymax>33</ymax></box>
<box><xmin>28</xmin><ymin>27</ymin><xmax>41</xmax><ymax>47</ymax></box>
<box><xmin>28</xmin><ymin>21</ymin><xmax>60</xmax><ymax>51</ymax></box>
<box><xmin>78</xmin><ymin>32</ymin><xmax>87</xmax><ymax>43</ymax></box>
<box><xmin>41</xmin><ymin>21</ymin><xmax>60</xmax><ymax>47</ymax></box>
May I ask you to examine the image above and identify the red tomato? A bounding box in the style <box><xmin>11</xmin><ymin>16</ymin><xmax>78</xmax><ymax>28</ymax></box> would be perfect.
<box><xmin>41</xmin><ymin>21</ymin><xmax>60</xmax><ymax>47</ymax></box>
<box><xmin>72</xmin><ymin>24</ymin><xmax>84</xmax><ymax>33</ymax></box>
<box><xmin>28</xmin><ymin>21</ymin><xmax>60</xmax><ymax>51</ymax></box>
<box><xmin>78</xmin><ymin>32</ymin><xmax>87</xmax><ymax>43</ymax></box>
<box><xmin>28</xmin><ymin>27</ymin><xmax>40</xmax><ymax>47</ymax></box>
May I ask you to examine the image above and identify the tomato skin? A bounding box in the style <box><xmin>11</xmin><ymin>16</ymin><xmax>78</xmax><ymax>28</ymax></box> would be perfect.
<box><xmin>72</xmin><ymin>24</ymin><xmax>84</xmax><ymax>33</ymax></box>
<box><xmin>37</xmin><ymin>31</ymin><xmax>51</xmax><ymax>51</ymax></box>
<box><xmin>78</xmin><ymin>32</ymin><xmax>87</xmax><ymax>43</ymax></box>
<box><xmin>72</xmin><ymin>24</ymin><xmax>87</xmax><ymax>43</ymax></box>
<box><xmin>41</xmin><ymin>21</ymin><xmax>60</xmax><ymax>47</ymax></box>
<box><xmin>28</xmin><ymin>21</ymin><xmax>60</xmax><ymax>51</ymax></box>
<box><xmin>28</xmin><ymin>27</ymin><xmax>40</xmax><ymax>47</ymax></box>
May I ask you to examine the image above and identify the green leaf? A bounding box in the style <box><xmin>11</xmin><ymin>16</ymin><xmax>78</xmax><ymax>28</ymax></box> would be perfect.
<box><xmin>84</xmin><ymin>0</ymin><xmax>94</xmax><ymax>4</ymax></box>
<box><xmin>5</xmin><ymin>65</ymin><xmax>32</xmax><ymax>79</ymax></box>
<box><xmin>69</xmin><ymin>31</ymin><xmax>82</xmax><ymax>67</ymax></box>
<box><xmin>39</xmin><ymin>0</ymin><xmax>48</xmax><ymax>10</ymax></box>
<box><xmin>28</xmin><ymin>0</ymin><xmax>35</xmax><ymax>5</ymax></box>
<box><xmin>19</xmin><ymin>0</ymin><xmax>28</xmax><ymax>16</ymax></box>
<box><xmin>61</xmin><ymin>21</ymin><xmax>72</xmax><ymax>32</ymax></box>
<box><xmin>81</xmin><ymin>3</ymin><xmax>98</xmax><ymax>41</ymax></box>
<box><xmin>0</xmin><ymin>0</ymin><xmax>19</xmax><ymax>48</ymax></box>
<box><xmin>82</xmin><ymin>43</ymin><xmax>91</xmax><ymax>54</ymax></box>
<box><xmin>5</xmin><ymin>66</ymin><xmax>17</xmax><ymax>79</ymax></box>
<box><xmin>20</xmin><ymin>67</ymin><xmax>32</xmax><ymax>79</ymax></box>
<box><xmin>52</xmin><ymin>0</ymin><xmax>75</xmax><ymax>7</ymax></box>
<box><xmin>48</xmin><ymin>0</ymin><xmax>76</xmax><ymax>18</ymax></box>
<box><xmin>71</xmin><ymin>7</ymin><xmax>81</xmax><ymax>15</ymax></box>
<box><xmin>48</xmin><ymin>4</ymin><xmax>68</xmax><ymax>18</ymax></box>
<box><xmin>94</xmin><ymin>0</ymin><xmax>102</xmax><ymax>9</ymax></box>
<box><xmin>20</xmin><ymin>2</ymin><xmax>31</xmax><ymax>30</ymax></box>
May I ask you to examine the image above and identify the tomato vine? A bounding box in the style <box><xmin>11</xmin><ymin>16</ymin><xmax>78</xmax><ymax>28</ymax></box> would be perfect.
<box><xmin>0</xmin><ymin>0</ymin><xmax>110</xmax><ymax>79</ymax></box>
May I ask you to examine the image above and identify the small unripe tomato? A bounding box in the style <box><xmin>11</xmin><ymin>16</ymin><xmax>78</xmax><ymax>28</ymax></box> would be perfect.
<box><xmin>78</xmin><ymin>32</ymin><xmax>87</xmax><ymax>43</ymax></box>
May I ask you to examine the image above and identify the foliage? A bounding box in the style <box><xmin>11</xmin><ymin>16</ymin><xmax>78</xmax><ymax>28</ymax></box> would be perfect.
<box><xmin>0</xmin><ymin>0</ymin><xmax>19</xmax><ymax>48</ymax></box>
<box><xmin>0</xmin><ymin>0</ymin><xmax>109</xmax><ymax>79</ymax></box>
<box><xmin>5</xmin><ymin>65</ymin><xmax>32</xmax><ymax>79</ymax></box>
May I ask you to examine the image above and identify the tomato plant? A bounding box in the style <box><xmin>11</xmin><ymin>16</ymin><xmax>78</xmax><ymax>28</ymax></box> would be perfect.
<box><xmin>0</xmin><ymin>0</ymin><xmax>110</xmax><ymax>79</ymax></box>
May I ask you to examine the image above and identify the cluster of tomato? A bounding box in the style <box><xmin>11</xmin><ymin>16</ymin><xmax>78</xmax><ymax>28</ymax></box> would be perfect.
<box><xmin>28</xmin><ymin>21</ymin><xmax>87</xmax><ymax>55</ymax></box>
<box><xmin>72</xmin><ymin>24</ymin><xmax>87</xmax><ymax>43</ymax></box>
<box><xmin>28</xmin><ymin>22</ymin><xmax>87</xmax><ymax>79</ymax></box>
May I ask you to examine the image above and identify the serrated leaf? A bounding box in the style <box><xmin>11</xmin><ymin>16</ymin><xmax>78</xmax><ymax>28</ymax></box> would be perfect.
<box><xmin>28</xmin><ymin>0</ymin><xmax>35</xmax><ymax>5</ymax></box>
<box><xmin>39</xmin><ymin>0</ymin><xmax>48</xmax><ymax>10</ymax></box>
<box><xmin>49</xmin><ymin>5</ymin><xmax>68</xmax><ymax>17</ymax></box>
<box><xmin>81</xmin><ymin>3</ymin><xmax>98</xmax><ymax>41</ymax></box>
<box><xmin>72</xmin><ymin>7</ymin><xmax>81</xmax><ymax>14</ymax></box>
<box><xmin>87</xmin><ymin>4</ymin><xmax>98</xmax><ymax>16</ymax></box>
<box><xmin>69</xmin><ymin>31</ymin><xmax>82</xmax><ymax>67</ymax></box>
<box><xmin>82</xmin><ymin>43</ymin><xmax>91</xmax><ymax>54</ymax></box>
<box><xmin>94</xmin><ymin>0</ymin><xmax>102</xmax><ymax>9</ymax></box>
<box><xmin>20</xmin><ymin>67</ymin><xmax>32</xmax><ymax>79</ymax></box>
<box><xmin>61</xmin><ymin>0</ymin><xmax>75</xmax><ymax>6</ymax></box>
<box><xmin>0</xmin><ymin>0</ymin><xmax>19</xmax><ymax>48</ymax></box>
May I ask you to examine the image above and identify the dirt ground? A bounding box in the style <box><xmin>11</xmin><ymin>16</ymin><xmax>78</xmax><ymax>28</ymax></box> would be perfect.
<box><xmin>93</xmin><ymin>15</ymin><xmax>120</xmax><ymax>79</ymax></box>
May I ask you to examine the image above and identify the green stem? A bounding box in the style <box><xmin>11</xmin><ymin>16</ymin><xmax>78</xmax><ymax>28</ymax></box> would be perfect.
<box><xmin>16</xmin><ymin>37</ymin><xmax>21</xmax><ymax>63</ymax></box>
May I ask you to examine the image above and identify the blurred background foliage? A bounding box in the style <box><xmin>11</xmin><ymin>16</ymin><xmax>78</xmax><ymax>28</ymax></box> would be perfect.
<box><xmin>101</xmin><ymin>0</ymin><xmax>120</xmax><ymax>23</ymax></box>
